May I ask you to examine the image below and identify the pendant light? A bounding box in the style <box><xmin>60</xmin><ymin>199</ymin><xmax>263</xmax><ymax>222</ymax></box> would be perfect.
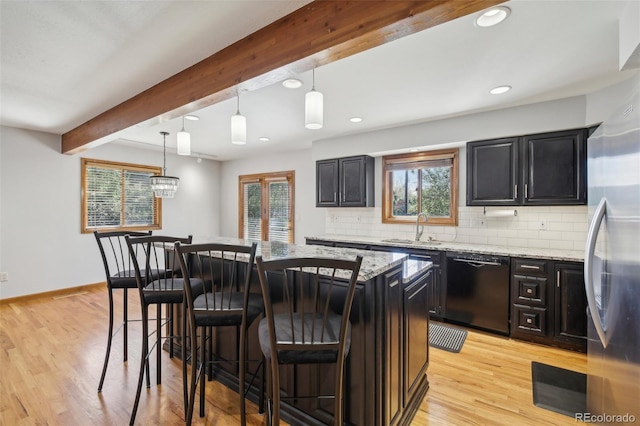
<box><xmin>150</xmin><ymin>131</ymin><xmax>179</xmax><ymax>198</ymax></box>
<box><xmin>231</xmin><ymin>93</ymin><xmax>246</xmax><ymax>145</ymax></box>
<box><xmin>305</xmin><ymin>68</ymin><xmax>323</xmax><ymax>130</ymax></box>
<box><xmin>176</xmin><ymin>116</ymin><xmax>191</xmax><ymax>155</ymax></box>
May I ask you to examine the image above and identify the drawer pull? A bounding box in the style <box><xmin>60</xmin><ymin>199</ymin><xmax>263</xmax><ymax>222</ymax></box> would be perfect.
<box><xmin>521</xmin><ymin>265</ymin><xmax>540</xmax><ymax>270</ymax></box>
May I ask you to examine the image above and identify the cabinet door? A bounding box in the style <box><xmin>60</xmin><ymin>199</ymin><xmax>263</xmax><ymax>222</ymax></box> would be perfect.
<box><xmin>407</xmin><ymin>251</ymin><xmax>442</xmax><ymax>318</ymax></box>
<box><xmin>316</xmin><ymin>159</ymin><xmax>339</xmax><ymax>207</ymax></box>
<box><xmin>385</xmin><ymin>268</ymin><xmax>403</xmax><ymax>426</ymax></box>
<box><xmin>403</xmin><ymin>270</ymin><xmax>431</xmax><ymax>403</ymax></box>
<box><xmin>522</xmin><ymin>129</ymin><xmax>586</xmax><ymax>205</ymax></box>
<box><xmin>339</xmin><ymin>155</ymin><xmax>374</xmax><ymax>207</ymax></box>
<box><xmin>466</xmin><ymin>138</ymin><xmax>519</xmax><ymax>205</ymax></box>
<box><xmin>554</xmin><ymin>262</ymin><xmax>587</xmax><ymax>345</ymax></box>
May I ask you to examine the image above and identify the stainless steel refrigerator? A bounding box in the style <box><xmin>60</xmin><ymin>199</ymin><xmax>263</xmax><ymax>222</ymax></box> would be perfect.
<box><xmin>584</xmin><ymin>86</ymin><xmax>640</xmax><ymax>423</ymax></box>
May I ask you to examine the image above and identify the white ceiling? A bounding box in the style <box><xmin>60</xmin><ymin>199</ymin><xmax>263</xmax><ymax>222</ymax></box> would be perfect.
<box><xmin>0</xmin><ymin>0</ymin><xmax>636</xmax><ymax>161</ymax></box>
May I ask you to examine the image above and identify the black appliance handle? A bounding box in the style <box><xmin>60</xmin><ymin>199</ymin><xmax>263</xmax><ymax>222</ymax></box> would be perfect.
<box><xmin>450</xmin><ymin>258</ymin><xmax>501</xmax><ymax>267</ymax></box>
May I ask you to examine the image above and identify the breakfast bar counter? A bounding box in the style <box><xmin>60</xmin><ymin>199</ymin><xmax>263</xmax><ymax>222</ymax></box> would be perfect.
<box><xmin>176</xmin><ymin>237</ymin><xmax>433</xmax><ymax>426</ymax></box>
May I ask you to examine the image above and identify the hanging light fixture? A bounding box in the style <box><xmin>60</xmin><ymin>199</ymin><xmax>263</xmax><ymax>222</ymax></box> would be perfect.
<box><xmin>231</xmin><ymin>92</ymin><xmax>246</xmax><ymax>145</ymax></box>
<box><xmin>150</xmin><ymin>131</ymin><xmax>179</xmax><ymax>198</ymax></box>
<box><xmin>305</xmin><ymin>68</ymin><xmax>323</xmax><ymax>130</ymax></box>
<box><xmin>176</xmin><ymin>116</ymin><xmax>191</xmax><ymax>155</ymax></box>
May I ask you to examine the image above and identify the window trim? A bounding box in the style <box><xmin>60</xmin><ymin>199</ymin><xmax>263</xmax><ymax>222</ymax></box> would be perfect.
<box><xmin>381</xmin><ymin>148</ymin><xmax>459</xmax><ymax>226</ymax></box>
<box><xmin>238</xmin><ymin>170</ymin><xmax>295</xmax><ymax>242</ymax></box>
<box><xmin>81</xmin><ymin>158</ymin><xmax>162</xmax><ymax>233</ymax></box>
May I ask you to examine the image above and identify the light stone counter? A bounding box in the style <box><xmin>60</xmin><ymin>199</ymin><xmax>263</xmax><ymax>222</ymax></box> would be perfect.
<box><xmin>192</xmin><ymin>236</ymin><xmax>410</xmax><ymax>282</ymax></box>
<box><xmin>305</xmin><ymin>234</ymin><xmax>585</xmax><ymax>262</ymax></box>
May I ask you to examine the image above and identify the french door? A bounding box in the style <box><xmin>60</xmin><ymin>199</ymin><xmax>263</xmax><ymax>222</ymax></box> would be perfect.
<box><xmin>239</xmin><ymin>171</ymin><xmax>294</xmax><ymax>243</ymax></box>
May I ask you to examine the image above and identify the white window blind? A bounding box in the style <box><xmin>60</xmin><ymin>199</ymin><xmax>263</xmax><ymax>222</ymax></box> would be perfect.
<box><xmin>243</xmin><ymin>181</ymin><xmax>262</xmax><ymax>241</ymax></box>
<box><xmin>268</xmin><ymin>181</ymin><xmax>290</xmax><ymax>243</ymax></box>
<box><xmin>239</xmin><ymin>171</ymin><xmax>294</xmax><ymax>242</ymax></box>
<box><xmin>82</xmin><ymin>158</ymin><xmax>161</xmax><ymax>232</ymax></box>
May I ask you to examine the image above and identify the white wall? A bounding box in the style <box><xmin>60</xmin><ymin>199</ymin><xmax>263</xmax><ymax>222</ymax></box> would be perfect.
<box><xmin>219</xmin><ymin>148</ymin><xmax>324</xmax><ymax>244</ymax></box>
<box><xmin>0</xmin><ymin>126</ymin><xmax>221</xmax><ymax>299</ymax></box>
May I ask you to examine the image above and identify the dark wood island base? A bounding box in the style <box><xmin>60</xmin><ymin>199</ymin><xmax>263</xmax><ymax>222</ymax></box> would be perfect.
<box><xmin>168</xmin><ymin>239</ymin><xmax>432</xmax><ymax>426</ymax></box>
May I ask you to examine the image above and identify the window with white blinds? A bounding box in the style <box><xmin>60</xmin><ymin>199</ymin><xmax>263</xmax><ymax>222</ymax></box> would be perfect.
<box><xmin>239</xmin><ymin>171</ymin><xmax>294</xmax><ymax>243</ymax></box>
<box><xmin>81</xmin><ymin>158</ymin><xmax>162</xmax><ymax>233</ymax></box>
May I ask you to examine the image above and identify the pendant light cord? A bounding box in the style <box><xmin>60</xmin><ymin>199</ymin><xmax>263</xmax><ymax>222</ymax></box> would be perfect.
<box><xmin>162</xmin><ymin>132</ymin><xmax>167</xmax><ymax>175</ymax></box>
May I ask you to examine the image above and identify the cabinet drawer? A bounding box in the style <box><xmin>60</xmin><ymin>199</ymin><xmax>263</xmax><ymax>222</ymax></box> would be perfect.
<box><xmin>512</xmin><ymin>275</ymin><xmax>547</xmax><ymax>307</ymax></box>
<box><xmin>512</xmin><ymin>304</ymin><xmax>547</xmax><ymax>335</ymax></box>
<box><xmin>512</xmin><ymin>258</ymin><xmax>548</xmax><ymax>276</ymax></box>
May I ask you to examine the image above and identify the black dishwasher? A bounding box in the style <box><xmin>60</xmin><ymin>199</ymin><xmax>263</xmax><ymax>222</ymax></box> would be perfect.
<box><xmin>445</xmin><ymin>252</ymin><xmax>510</xmax><ymax>335</ymax></box>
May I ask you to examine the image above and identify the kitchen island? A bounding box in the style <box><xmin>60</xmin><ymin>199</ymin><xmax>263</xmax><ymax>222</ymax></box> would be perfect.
<box><xmin>177</xmin><ymin>237</ymin><xmax>433</xmax><ymax>426</ymax></box>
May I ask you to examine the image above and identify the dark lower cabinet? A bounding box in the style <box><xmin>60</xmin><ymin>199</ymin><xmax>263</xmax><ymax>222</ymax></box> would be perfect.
<box><xmin>405</xmin><ymin>249</ymin><xmax>444</xmax><ymax>319</ymax></box>
<box><xmin>510</xmin><ymin>257</ymin><xmax>586</xmax><ymax>352</ymax></box>
<box><xmin>385</xmin><ymin>268</ymin><xmax>403</xmax><ymax>426</ymax></box>
<box><xmin>554</xmin><ymin>262</ymin><xmax>588</xmax><ymax>345</ymax></box>
<box><xmin>403</xmin><ymin>269</ymin><xmax>431</xmax><ymax>403</ymax></box>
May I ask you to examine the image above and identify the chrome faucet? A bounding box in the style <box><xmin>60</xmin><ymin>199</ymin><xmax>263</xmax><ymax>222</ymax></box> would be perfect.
<box><xmin>415</xmin><ymin>212</ymin><xmax>428</xmax><ymax>241</ymax></box>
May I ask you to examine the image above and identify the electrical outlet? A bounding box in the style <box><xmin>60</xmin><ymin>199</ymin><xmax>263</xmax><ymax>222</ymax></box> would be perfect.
<box><xmin>471</xmin><ymin>218</ymin><xmax>487</xmax><ymax>228</ymax></box>
<box><xmin>0</xmin><ymin>272</ymin><xmax>8</xmax><ymax>282</ymax></box>
<box><xmin>539</xmin><ymin>220</ymin><xmax>547</xmax><ymax>230</ymax></box>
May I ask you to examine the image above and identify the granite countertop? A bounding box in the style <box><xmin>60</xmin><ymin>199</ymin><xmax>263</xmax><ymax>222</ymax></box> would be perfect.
<box><xmin>191</xmin><ymin>236</ymin><xmax>410</xmax><ymax>282</ymax></box>
<box><xmin>306</xmin><ymin>234</ymin><xmax>585</xmax><ymax>262</ymax></box>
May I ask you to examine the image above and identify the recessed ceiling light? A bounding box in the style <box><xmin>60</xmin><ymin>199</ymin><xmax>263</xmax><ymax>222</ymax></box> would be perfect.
<box><xmin>490</xmin><ymin>85</ymin><xmax>512</xmax><ymax>95</ymax></box>
<box><xmin>349</xmin><ymin>117</ymin><xmax>363</xmax><ymax>123</ymax></box>
<box><xmin>476</xmin><ymin>6</ymin><xmax>511</xmax><ymax>28</ymax></box>
<box><xmin>258</xmin><ymin>137</ymin><xmax>270</xmax><ymax>142</ymax></box>
<box><xmin>185</xmin><ymin>115</ymin><xmax>200</xmax><ymax>121</ymax></box>
<box><xmin>282</xmin><ymin>78</ymin><xmax>303</xmax><ymax>89</ymax></box>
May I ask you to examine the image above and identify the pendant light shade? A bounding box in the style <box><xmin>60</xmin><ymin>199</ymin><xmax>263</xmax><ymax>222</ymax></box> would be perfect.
<box><xmin>176</xmin><ymin>116</ymin><xmax>191</xmax><ymax>155</ymax></box>
<box><xmin>305</xmin><ymin>68</ymin><xmax>323</xmax><ymax>130</ymax></box>
<box><xmin>150</xmin><ymin>131</ymin><xmax>179</xmax><ymax>198</ymax></box>
<box><xmin>231</xmin><ymin>94</ymin><xmax>247</xmax><ymax>145</ymax></box>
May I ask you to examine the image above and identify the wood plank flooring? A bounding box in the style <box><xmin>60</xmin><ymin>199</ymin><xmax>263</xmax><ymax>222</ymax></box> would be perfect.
<box><xmin>0</xmin><ymin>285</ymin><xmax>586</xmax><ymax>425</ymax></box>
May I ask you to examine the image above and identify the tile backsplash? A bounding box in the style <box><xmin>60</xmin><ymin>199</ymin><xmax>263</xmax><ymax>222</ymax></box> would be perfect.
<box><xmin>324</xmin><ymin>205</ymin><xmax>588</xmax><ymax>251</ymax></box>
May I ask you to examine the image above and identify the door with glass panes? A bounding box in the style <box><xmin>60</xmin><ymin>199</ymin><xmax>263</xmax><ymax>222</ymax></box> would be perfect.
<box><xmin>239</xmin><ymin>171</ymin><xmax>294</xmax><ymax>242</ymax></box>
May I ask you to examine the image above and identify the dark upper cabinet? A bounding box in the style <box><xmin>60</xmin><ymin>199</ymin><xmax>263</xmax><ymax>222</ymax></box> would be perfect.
<box><xmin>466</xmin><ymin>128</ymin><xmax>587</xmax><ymax>206</ymax></box>
<box><xmin>316</xmin><ymin>159</ymin><xmax>339</xmax><ymax>206</ymax></box>
<box><xmin>316</xmin><ymin>155</ymin><xmax>374</xmax><ymax>207</ymax></box>
<box><xmin>466</xmin><ymin>137</ymin><xmax>519</xmax><ymax>206</ymax></box>
<box><xmin>522</xmin><ymin>129</ymin><xmax>587</xmax><ymax>205</ymax></box>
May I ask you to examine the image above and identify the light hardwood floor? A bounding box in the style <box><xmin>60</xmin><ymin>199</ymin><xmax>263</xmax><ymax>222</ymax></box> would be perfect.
<box><xmin>0</xmin><ymin>285</ymin><xmax>586</xmax><ymax>425</ymax></box>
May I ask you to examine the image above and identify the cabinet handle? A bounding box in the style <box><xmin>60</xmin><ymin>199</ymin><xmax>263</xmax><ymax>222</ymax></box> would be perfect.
<box><xmin>408</xmin><ymin>282</ymin><xmax>428</xmax><ymax>300</ymax></box>
<box><xmin>521</xmin><ymin>265</ymin><xmax>540</xmax><ymax>270</ymax></box>
<box><xmin>557</xmin><ymin>271</ymin><xmax>561</xmax><ymax>288</ymax></box>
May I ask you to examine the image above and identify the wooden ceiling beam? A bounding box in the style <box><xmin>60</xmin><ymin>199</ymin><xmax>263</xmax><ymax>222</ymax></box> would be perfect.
<box><xmin>61</xmin><ymin>0</ymin><xmax>504</xmax><ymax>154</ymax></box>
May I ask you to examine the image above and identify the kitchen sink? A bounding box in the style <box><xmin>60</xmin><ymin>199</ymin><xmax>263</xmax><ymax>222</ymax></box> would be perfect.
<box><xmin>380</xmin><ymin>238</ymin><xmax>442</xmax><ymax>246</ymax></box>
<box><xmin>415</xmin><ymin>240</ymin><xmax>442</xmax><ymax>246</ymax></box>
<box><xmin>381</xmin><ymin>238</ymin><xmax>414</xmax><ymax>244</ymax></box>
